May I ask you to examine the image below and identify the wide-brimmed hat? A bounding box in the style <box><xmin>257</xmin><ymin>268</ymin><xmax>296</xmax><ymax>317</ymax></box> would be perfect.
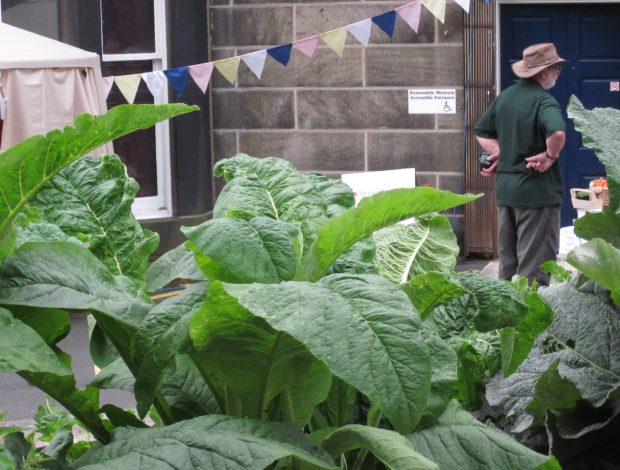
<box><xmin>511</xmin><ymin>43</ymin><xmax>568</xmax><ymax>78</ymax></box>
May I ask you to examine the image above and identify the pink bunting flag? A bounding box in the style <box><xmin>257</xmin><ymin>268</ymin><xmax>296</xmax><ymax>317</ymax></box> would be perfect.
<box><xmin>102</xmin><ymin>76</ymin><xmax>114</xmax><ymax>99</ymax></box>
<box><xmin>189</xmin><ymin>62</ymin><xmax>214</xmax><ymax>93</ymax></box>
<box><xmin>396</xmin><ymin>0</ymin><xmax>422</xmax><ymax>33</ymax></box>
<box><xmin>293</xmin><ymin>35</ymin><xmax>320</xmax><ymax>58</ymax></box>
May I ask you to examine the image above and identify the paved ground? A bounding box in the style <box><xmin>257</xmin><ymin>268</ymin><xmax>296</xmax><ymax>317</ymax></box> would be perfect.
<box><xmin>0</xmin><ymin>257</ymin><xmax>499</xmax><ymax>428</ymax></box>
<box><xmin>0</xmin><ymin>315</ymin><xmax>134</xmax><ymax>428</ymax></box>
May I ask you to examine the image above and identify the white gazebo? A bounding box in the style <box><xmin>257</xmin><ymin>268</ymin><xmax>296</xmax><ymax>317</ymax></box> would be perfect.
<box><xmin>0</xmin><ymin>22</ymin><xmax>111</xmax><ymax>153</ymax></box>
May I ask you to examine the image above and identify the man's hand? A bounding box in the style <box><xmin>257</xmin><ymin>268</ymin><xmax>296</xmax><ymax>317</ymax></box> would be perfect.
<box><xmin>481</xmin><ymin>152</ymin><xmax>499</xmax><ymax>176</ymax></box>
<box><xmin>525</xmin><ymin>151</ymin><xmax>556</xmax><ymax>173</ymax></box>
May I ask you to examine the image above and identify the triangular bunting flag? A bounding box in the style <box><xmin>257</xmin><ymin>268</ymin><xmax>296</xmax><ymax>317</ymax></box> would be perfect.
<box><xmin>102</xmin><ymin>76</ymin><xmax>114</xmax><ymax>99</ymax></box>
<box><xmin>396</xmin><ymin>1</ymin><xmax>422</xmax><ymax>33</ymax></box>
<box><xmin>346</xmin><ymin>19</ymin><xmax>372</xmax><ymax>46</ymax></box>
<box><xmin>267</xmin><ymin>44</ymin><xmax>293</xmax><ymax>66</ymax></box>
<box><xmin>372</xmin><ymin>10</ymin><xmax>397</xmax><ymax>38</ymax></box>
<box><xmin>164</xmin><ymin>66</ymin><xmax>190</xmax><ymax>97</ymax></box>
<box><xmin>114</xmin><ymin>74</ymin><xmax>141</xmax><ymax>104</ymax></box>
<box><xmin>189</xmin><ymin>62</ymin><xmax>214</xmax><ymax>93</ymax></box>
<box><xmin>320</xmin><ymin>28</ymin><xmax>348</xmax><ymax>58</ymax></box>
<box><xmin>453</xmin><ymin>0</ymin><xmax>470</xmax><ymax>13</ymax></box>
<box><xmin>293</xmin><ymin>35</ymin><xmax>320</xmax><ymax>58</ymax></box>
<box><xmin>141</xmin><ymin>71</ymin><xmax>166</xmax><ymax>98</ymax></box>
<box><xmin>423</xmin><ymin>0</ymin><xmax>446</xmax><ymax>23</ymax></box>
<box><xmin>241</xmin><ymin>50</ymin><xmax>267</xmax><ymax>79</ymax></box>
<box><xmin>214</xmin><ymin>56</ymin><xmax>241</xmax><ymax>85</ymax></box>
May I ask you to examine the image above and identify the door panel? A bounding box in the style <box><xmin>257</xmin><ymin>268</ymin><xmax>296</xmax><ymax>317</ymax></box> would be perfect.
<box><xmin>500</xmin><ymin>4</ymin><xmax>620</xmax><ymax>226</ymax></box>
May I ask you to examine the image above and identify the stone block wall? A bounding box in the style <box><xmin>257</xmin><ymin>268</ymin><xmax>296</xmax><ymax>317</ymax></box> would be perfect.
<box><xmin>209</xmin><ymin>0</ymin><xmax>466</xmax><ymax>244</ymax></box>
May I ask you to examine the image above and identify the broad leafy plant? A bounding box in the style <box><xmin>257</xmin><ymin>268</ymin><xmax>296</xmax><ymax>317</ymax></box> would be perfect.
<box><xmin>0</xmin><ymin>116</ymin><xmax>560</xmax><ymax>469</ymax></box>
<box><xmin>486</xmin><ymin>96</ymin><xmax>620</xmax><ymax>469</ymax></box>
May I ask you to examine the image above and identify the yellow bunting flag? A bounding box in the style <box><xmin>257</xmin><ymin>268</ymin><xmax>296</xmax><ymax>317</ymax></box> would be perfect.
<box><xmin>423</xmin><ymin>0</ymin><xmax>446</xmax><ymax>23</ymax></box>
<box><xmin>320</xmin><ymin>27</ymin><xmax>348</xmax><ymax>58</ymax></box>
<box><xmin>214</xmin><ymin>56</ymin><xmax>241</xmax><ymax>85</ymax></box>
<box><xmin>114</xmin><ymin>74</ymin><xmax>141</xmax><ymax>104</ymax></box>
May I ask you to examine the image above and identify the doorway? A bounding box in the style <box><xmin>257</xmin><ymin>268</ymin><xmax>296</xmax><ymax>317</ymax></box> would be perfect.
<box><xmin>499</xmin><ymin>3</ymin><xmax>620</xmax><ymax>226</ymax></box>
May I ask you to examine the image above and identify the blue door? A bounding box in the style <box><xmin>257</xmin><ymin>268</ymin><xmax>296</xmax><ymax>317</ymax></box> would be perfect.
<box><xmin>500</xmin><ymin>4</ymin><xmax>620</xmax><ymax>226</ymax></box>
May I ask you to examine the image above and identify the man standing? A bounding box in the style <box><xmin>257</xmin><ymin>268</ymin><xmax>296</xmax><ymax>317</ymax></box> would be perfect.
<box><xmin>474</xmin><ymin>43</ymin><xmax>567</xmax><ymax>285</ymax></box>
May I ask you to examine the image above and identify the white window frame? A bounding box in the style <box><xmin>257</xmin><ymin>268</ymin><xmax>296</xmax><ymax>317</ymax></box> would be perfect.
<box><xmin>101</xmin><ymin>0</ymin><xmax>172</xmax><ymax>220</ymax></box>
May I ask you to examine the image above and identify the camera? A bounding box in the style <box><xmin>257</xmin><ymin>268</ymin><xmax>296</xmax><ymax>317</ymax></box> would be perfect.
<box><xmin>480</xmin><ymin>152</ymin><xmax>492</xmax><ymax>170</ymax></box>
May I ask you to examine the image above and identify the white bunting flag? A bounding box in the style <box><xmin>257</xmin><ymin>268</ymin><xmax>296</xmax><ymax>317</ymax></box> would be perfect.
<box><xmin>241</xmin><ymin>50</ymin><xmax>268</xmax><ymax>80</ymax></box>
<box><xmin>102</xmin><ymin>76</ymin><xmax>114</xmax><ymax>99</ymax></box>
<box><xmin>453</xmin><ymin>0</ymin><xmax>470</xmax><ymax>13</ymax></box>
<box><xmin>346</xmin><ymin>19</ymin><xmax>372</xmax><ymax>46</ymax></box>
<box><xmin>141</xmin><ymin>71</ymin><xmax>166</xmax><ymax>99</ymax></box>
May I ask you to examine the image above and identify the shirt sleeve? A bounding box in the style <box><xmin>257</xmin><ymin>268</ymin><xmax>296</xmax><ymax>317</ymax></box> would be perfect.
<box><xmin>473</xmin><ymin>98</ymin><xmax>498</xmax><ymax>138</ymax></box>
<box><xmin>538</xmin><ymin>95</ymin><xmax>566</xmax><ymax>137</ymax></box>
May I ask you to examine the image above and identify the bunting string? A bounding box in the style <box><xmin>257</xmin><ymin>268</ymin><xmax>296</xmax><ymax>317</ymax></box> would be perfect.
<box><xmin>103</xmin><ymin>0</ymin><xmax>482</xmax><ymax>103</ymax></box>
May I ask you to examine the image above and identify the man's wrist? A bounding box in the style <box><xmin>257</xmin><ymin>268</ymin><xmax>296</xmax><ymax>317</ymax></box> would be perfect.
<box><xmin>546</xmin><ymin>151</ymin><xmax>559</xmax><ymax>160</ymax></box>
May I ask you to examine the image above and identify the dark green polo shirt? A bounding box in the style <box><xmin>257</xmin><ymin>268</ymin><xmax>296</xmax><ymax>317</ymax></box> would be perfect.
<box><xmin>474</xmin><ymin>79</ymin><xmax>566</xmax><ymax>208</ymax></box>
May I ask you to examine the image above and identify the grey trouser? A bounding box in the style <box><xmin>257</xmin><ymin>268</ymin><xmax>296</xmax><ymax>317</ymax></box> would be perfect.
<box><xmin>497</xmin><ymin>205</ymin><xmax>560</xmax><ymax>286</ymax></box>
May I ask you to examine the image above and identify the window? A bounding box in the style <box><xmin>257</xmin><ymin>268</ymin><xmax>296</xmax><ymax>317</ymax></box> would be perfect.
<box><xmin>0</xmin><ymin>0</ymin><xmax>172</xmax><ymax>220</ymax></box>
<box><xmin>100</xmin><ymin>0</ymin><xmax>171</xmax><ymax>219</ymax></box>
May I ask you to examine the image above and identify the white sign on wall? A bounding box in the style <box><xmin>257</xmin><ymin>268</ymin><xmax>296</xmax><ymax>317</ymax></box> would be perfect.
<box><xmin>341</xmin><ymin>168</ymin><xmax>416</xmax><ymax>206</ymax></box>
<box><xmin>408</xmin><ymin>89</ymin><xmax>456</xmax><ymax>114</ymax></box>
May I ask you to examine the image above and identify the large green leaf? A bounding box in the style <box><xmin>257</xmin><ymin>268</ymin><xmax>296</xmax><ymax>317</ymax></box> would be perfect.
<box><xmin>9</xmin><ymin>305</ymin><xmax>70</xmax><ymax>345</ymax></box>
<box><xmin>30</xmin><ymin>155</ymin><xmax>159</xmax><ymax>281</ymax></box>
<box><xmin>0</xmin><ymin>308</ymin><xmax>70</xmax><ymax>376</ymax></box>
<box><xmin>486</xmin><ymin>280</ymin><xmax>620</xmax><ymax>434</ymax></box>
<box><xmin>567</xmin><ymin>95</ymin><xmax>620</xmax><ymax>211</ymax></box>
<box><xmin>90</xmin><ymin>357</ymin><xmax>135</xmax><ymax>393</ymax></box>
<box><xmin>0</xmin><ymin>104</ymin><xmax>197</xmax><ymax>256</ymax></box>
<box><xmin>574</xmin><ymin>207</ymin><xmax>620</xmax><ymax>248</ymax></box>
<box><xmin>312</xmin><ymin>376</ymin><xmax>358</xmax><ymax>430</ymax></box>
<box><xmin>567</xmin><ymin>238</ymin><xmax>620</xmax><ymax>305</ymax></box>
<box><xmin>457</xmin><ymin>272</ymin><xmax>529</xmax><ymax>332</ymax></box>
<box><xmin>134</xmin><ymin>282</ymin><xmax>209</xmax><ymax>416</ymax></box>
<box><xmin>403</xmin><ymin>271</ymin><xmax>468</xmax><ymax>320</ymax></box>
<box><xmin>408</xmin><ymin>401</ymin><xmax>560</xmax><ymax>470</ymax></box>
<box><xmin>213</xmin><ymin>155</ymin><xmax>339</xmax><ymax>251</ymax></box>
<box><xmin>0</xmin><ymin>242</ymin><xmax>152</xmax><ymax>329</ymax></box>
<box><xmin>0</xmin><ymin>242</ymin><xmax>160</xmax><ymax>423</ymax></box>
<box><xmin>182</xmin><ymin>217</ymin><xmax>301</xmax><ymax>283</ymax></box>
<box><xmin>191</xmin><ymin>282</ymin><xmax>331</xmax><ymax>422</ymax></box>
<box><xmin>193</xmin><ymin>274</ymin><xmax>432</xmax><ymax>434</ymax></box>
<box><xmin>145</xmin><ymin>242</ymin><xmax>205</xmax><ymax>292</ymax></box>
<box><xmin>374</xmin><ymin>214</ymin><xmax>459</xmax><ymax>284</ymax></box>
<box><xmin>418</xmin><ymin>326</ymin><xmax>458</xmax><ymax>427</ymax></box>
<box><xmin>158</xmin><ymin>355</ymin><xmax>221</xmax><ymax>419</ymax></box>
<box><xmin>20</xmin><ymin>352</ymin><xmax>109</xmax><ymax>443</ymax></box>
<box><xmin>501</xmin><ymin>278</ymin><xmax>555</xmax><ymax>376</ymax></box>
<box><xmin>295</xmin><ymin>188</ymin><xmax>479</xmax><ymax>282</ymax></box>
<box><xmin>77</xmin><ymin>415</ymin><xmax>336</xmax><ymax>470</ymax></box>
<box><xmin>321</xmin><ymin>425</ymin><xmax>438</xmax><ymax>469</ymax></box>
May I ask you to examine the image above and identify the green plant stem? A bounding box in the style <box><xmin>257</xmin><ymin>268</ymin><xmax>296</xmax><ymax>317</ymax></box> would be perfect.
<box><xmin>351</xmin><ymin>405</ymin><xmax>383</xmax><ymax>470</ymax></box>
<box><xmin>224</xmin><ymin>385</ymin><xmax>242</xmax><ymax>416</ymax></box>
<box><xmin>18</xmin><ymin>372</ymin><xmax>110</xmax><ymax>444</ymax></box>
<box><xmin>256</xmin><ymin>332</ymin><xmax>285</xmax><ymax>420</ymax></box>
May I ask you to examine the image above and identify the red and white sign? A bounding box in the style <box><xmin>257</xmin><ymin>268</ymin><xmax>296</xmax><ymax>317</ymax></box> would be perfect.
<box><xmin>611</xmin><ymin>81</ymin><xmax>620</xmax><ymax>92</ymax></box>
